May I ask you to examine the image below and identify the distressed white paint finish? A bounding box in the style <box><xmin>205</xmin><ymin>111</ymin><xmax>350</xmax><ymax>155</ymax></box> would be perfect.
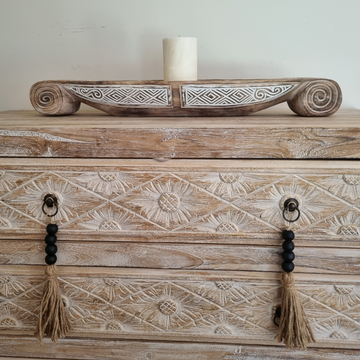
<box><xmin>1</xmin><ymin>110</ymin><xmax>359</xmax><ymax>159</ymax></box>
<box><xmin>1</xmin><ymin>338</ymin><xmax>360</xmax><ymax>360</ymax></box>
<box><xmin>1</xmin><ymin>267</ymin><xmax>360</xmax><ymax>349</ymax></box>
<box><xmin>0</xmin><ymin>154</ymin><xmax>359</xmax><ymax>357</ymax></box>
<box><xmin>3</xmin><ymin>240</ymin><xmax>360</xmax><ymax>275</ymax></box>
<box><xmin>0</xmin><ymin>130</ymin><xmax>88</xmax><ymax>143</ymax></box>
<box><xmin>1</xmin><ymin>162</ymin><xmax>360</xmax><ymax>243</ymax></box>
<box><xmin>302</xmin><ymin>82</ymin><xmax>340</xmax><ymax>114</ymax></box>
<box><xmin>29</xmin><ymin>79</ymin><xmax>342</xmax><ymax>116</ymax></box>
<box><xmin>180</xmin><ymin>84</ymin><xmax>294</xmax><ymax>107</ymax></box>
<box><xmin>64</xmin><ymin>85</ymin><xmax>173</xmax><ymax>107</ymax></box>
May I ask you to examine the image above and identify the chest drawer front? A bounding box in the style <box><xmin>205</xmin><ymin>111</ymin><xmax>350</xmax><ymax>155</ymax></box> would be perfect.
<box><xmin>1</xmin><ymin>158</ymin><xmax>360</xmax><ymax>351</ymax></box>
<box><xmin>1</xmin><ymin>266</ymin><xmax>360</xmax><ymax>350</ymax></box>
<box><xmin>0</xmin><ymin>159</ymin><xmax>360</xmax><ymax>246</ymax></box>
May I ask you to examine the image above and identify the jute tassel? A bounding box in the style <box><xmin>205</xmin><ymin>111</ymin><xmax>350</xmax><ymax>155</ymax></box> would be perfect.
<box><xmin>35</xmin><ymin>264</ymin><xmax>72</xmax><ymax>342</ymax></box>
<box><xmin>275</xmin><ymin>271</ymin><xmax>316</xmax><ymax>348</ymax></box>
<box><xmin>35</xmin><ymin>218</ymin><xmax>72</xmax><ymax>343</ymax></box>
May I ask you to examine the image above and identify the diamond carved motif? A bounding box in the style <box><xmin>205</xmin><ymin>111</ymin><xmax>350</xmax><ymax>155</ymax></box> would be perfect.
<box><xmin>68</xmin><ymin>203</ymin><xmax>163</xmax><ymax>232</ymax></box>
<box><xmin>0</xmin><ymin>169</ymin><xmax>359</xmax><ymax>239</ymax></box>
<box><xmin>183</xmin><ymin>205</ymin><xmax>277</xmax><ymax>235</ymax></box>
<box><xmin>118</xmin><ymin>175</ymin><xmax>226</xmax><ymax>230</ymax></box>
<box><xmin>178</xmin><ymin>172</ymin><xmax>284</xmax><ymax>201</ymax></box>
<box><xmin>303</xmin><ymin>174</ymin><xmax>360</xmax><ymax>203</ymax></box>
<box><xmin>65</xmin><ymin>85</ymin><xmax>172</xmax><ymax>107</ymax></box>
<box><xmin>236</xmin><ymin>176</ymin><xmax>348</xmax><ymax>231</ymax></box>
<box><xmin>1</xmin><ymin>173</ymin><xmax>105</xmax><ymax>225</ymax></box>
<box><xmin>65</xmin><ymin>170</ymin><xmax>150</xmax><ymax>198</ymax></box>
<box><xmin>1</xmin><ymin>273</ymin><xmax>360</xmax><ymax>344</ymax></box>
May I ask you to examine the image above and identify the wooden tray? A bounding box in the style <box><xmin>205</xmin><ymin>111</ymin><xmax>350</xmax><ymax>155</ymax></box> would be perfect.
<box><xmin>30</xmin><ymin>78</ymin><xmax>342</xmax><ymax>117</ymax></box>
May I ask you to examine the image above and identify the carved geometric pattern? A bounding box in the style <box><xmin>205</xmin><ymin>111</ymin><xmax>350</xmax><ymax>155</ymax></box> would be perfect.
<box><xmin>181</xmin><ymin>84</ymin><xmax>294</xmax><ymax>107</ymax></box>
<box><xmin>305</xmin><ymin>174</ymin><xmax>360</xmax><ymax>203</ymax></box>
<box><xmin>343</xmin><ymin>175</ymin><xmax>360</xmax><ymax>186</ymax></box>
<box><xmin>338</xmin><ymin>224</ymin><xmax>359</xmax><ymax>236</ymax></box>
<box><xmin>119</xmin><ymin>175</ymin><xmax>226</xmax><ymax>230</ymax></box>
<box><xmin>65</xmin><ymin>85</ymin><xmax>172</xmax><ymax>107</ymax></box>
<box><xmin>2</xmin><ymin>273</ymin><xmax>360</xmax><ymax>346</ymax></box>
<box><xmin>1</xmin><ymin>172</ymin><xmax>104</xmax><ymax>225</ymax></box>
<box><xmin>0</xmin><ymin>169</ymin><xmax>360</xmax><ymax>240</ymax></box>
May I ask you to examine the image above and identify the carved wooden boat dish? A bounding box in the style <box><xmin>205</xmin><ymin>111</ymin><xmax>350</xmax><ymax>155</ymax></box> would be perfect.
<box><xmin>30</xmin><ymin>78</ymin><xmax>342</xmax><ymax>117</ymax></box>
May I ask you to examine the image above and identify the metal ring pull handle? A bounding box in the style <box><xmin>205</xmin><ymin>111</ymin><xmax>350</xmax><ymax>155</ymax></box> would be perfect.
<box><xmin>42</xmin><ymin>193</ymin><xmax>59</xmax><ymax>217</ymax></box>
<box><xmin>282</xmin><ymin>198</ymin><xmax>300</xmax><ymax>223</ymax></box>
<box><xmin>273</xmin><ymin>305</ymin><xmax>281</xmax><ymax>327</ymax></box>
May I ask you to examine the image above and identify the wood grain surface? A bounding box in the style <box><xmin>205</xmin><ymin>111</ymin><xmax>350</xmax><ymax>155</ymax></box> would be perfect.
<box><xmin>1</xmin><ymin>111</ymin><xmax>360</xmax><ymax>358</ymax></box>
<box><xmin>1</xmin><ymin>337</ymin><xmax>360</xmax><ymax>360</ymax></box>
<box><xmin>1</xmin><ymin>240</ymin><xmax>360</xmax><ymax>275</ymax></box>
<box><xmin>1</xmin><ymin>159</ymin><xmax>360</xmax><ymax>246</ymax></box>
<box><xmin>0</xmin><ymin>110</ymin><xmax>359</xmax><ymax>158</ymax></box>
<box><xmin>1</xmin><ymin>266</ymin><xmax>360</xmax><ymax>349</ymax></box>
<box><xmin>29</xmin><ymin>78</ymin><xmax>342</xmax><ymax>117</ymax></box>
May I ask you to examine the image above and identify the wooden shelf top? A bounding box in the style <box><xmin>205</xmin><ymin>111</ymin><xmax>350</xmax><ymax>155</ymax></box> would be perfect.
<box><xmin>0</xmin><ymin>109</ymin><xmax>359</xmax><ymax>159</ymax></box>
<box><xmin>0</xmin><ymin>109</ymin><xmax>359</xmax><ymax>128</ymax></box>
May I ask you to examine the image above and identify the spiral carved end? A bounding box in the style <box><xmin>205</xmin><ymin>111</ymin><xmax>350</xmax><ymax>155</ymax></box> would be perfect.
<box><xmin>287</xmin><ymin>79</ymin><xmax>342</xmax><ymax>116</ymax></box>
<box><xmin>30</xmin><ymin>82</ymin><xmax>80</xmax><ymax>115</ymax></box>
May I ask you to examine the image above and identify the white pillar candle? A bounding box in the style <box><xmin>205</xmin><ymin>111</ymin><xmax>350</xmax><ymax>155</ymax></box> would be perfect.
<box><xmin>163</xmin><ymin>37</ymin><xmax>197</xmax><ymax>81</ymax></box>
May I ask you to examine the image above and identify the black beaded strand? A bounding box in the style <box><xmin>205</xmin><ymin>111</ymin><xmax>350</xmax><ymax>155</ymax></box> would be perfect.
<box><xmin>36</xmin><ymin>195</ymin><xmax>72</xmax><ymax>343</ymax></box>
<box><xmin>45</xmin><ymin>223</ymin><xmax>58</xmax><ymax>265</ymax></box>
<box><xmin>281</xmin><ymin>229</ymin><xmax>295</xmax><ymax>273</ymax></box>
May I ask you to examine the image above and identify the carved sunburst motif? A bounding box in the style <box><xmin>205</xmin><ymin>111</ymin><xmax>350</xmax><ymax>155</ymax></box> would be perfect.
<box><xmin>203</xmin><ymin>172</ymin><xmax>260</xmax><ymax>199</ymax></box>
<box><xmin>197</xmin><ymin>281</ymin><xmax>253</xmax><ymax>307</ymax></box>
<box><xmin>325</xmin><ymin>174</ymin><xmax>360</xmax><ymax>201</ymax></box>
<box><xmin>81</xmin><ymin>207</ymin><xmax>133</xmax><ymax>231</ymax></box>
<box><xmin>0</xmin><ymin>208</ymin><xmax>21</xmax><ymax>229</ymax></box>
<box><xmin>105</xmin><ymin>318</ymin><xmax>123</xmax><ymax>331</ymax></box>
<box><xmin>133</xmin><ymin>179</ymin><xmax>196</xmax><ymax>228</ymax></box>
<box><xmin>0</xmin><ymin>171</ymin><xmax>21</xmax><ymax>193</ymax></box>
<box><xmin>202</xmin><ymin>210</ymin><xmax>253</xmax><ymax>234</ymax></box>
<box><xmin>205</xmin><ymin>313</ymin><xmax>244</xmax><ymax>335</ymax></box>
<box><xmin>59</xmin><ymin>283</ymin><xmax>109</xmax><ymax>326</ymax></box>
<box><xmin>0</xmin><ymin>276</ymin><xmax>27</xmax><ymax>298</ymax></box>
<box><xmin>258</xmin><ymin>182</ymin><xmax>326</xmax><ymax>226</ymax></box>
<box><xmin>136</xmin><ymin>283</ymin><xmax>203</xmax><ymax>330</ymax></box>
<box><xmin>75</xmin><ymin>277</ymin><xmax>140</xmax><ymax>304</ymax></box>
<box><xmin>311</xmin><ymin>285</ymin><xmax>360</xmax><ymax>311</ymax></box>
<box><xmin>315</xmin><ymin>317</ymin><xmax>360</xmax><ymax>341</ymax></box>
<box><xmin>14</xmin><ymin>177</ymin><xmax>78</xmax><ymax>222</ymax></box>
<box><xmin>327</xmin><ymin>211</ymin><xmax>360</xmax><ymax>237</ymax></box>
<box><xmin>0</xmin><ymin>304</ymin><xmax>18</xmax><ymax>328</ymax></box>
<box><xmin>100</xmin><ymin>308</ymin><xmax>142</xmax><ymax>333</ymax></box>
<box><xmin>101</xmin><ymin>278</ymin><xmax>132</xmax><ymax>303</ymax></box>
<box><xmin>75</xmin><ymin>171</ymin><xmax>131</xmax><ymax>196</ymax></box>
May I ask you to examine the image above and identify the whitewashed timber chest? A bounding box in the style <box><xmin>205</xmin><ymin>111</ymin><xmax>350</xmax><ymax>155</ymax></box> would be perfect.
<box><xmin>0</xmin><ymin>109</ymin><xmax>360</xmax><ymax>359</ymax></box>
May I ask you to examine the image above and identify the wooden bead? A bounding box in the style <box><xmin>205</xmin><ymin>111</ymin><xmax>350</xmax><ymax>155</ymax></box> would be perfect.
<box><xmin>46</xmin><ymin>223</ymin><xmax>58</xmax><ymax>235</ymax></box>
<box><xmin>282</xmin><ymin>251</ymin><xmax>295</xmax><ymax>262</ymax></box>
<box><xmin>45</xmin><ymin>234</ymin><xmax>57</xmax><ymax>245</ymax></box>
<box><xmin>45</xmin><ymin>244</ymin><xmax>57</xmax><ymax>255</ymax></box>
<box><xmin>282</xmin><ymin>261</ymin><xmax>295</xmax><ymax>272</ymax></box>
<box><xmin>282</xmin><ymin>240</ymin><xmax>295</xmax><ymax>252</ymax></box>
<box><xmin>282</xmin><ymin>230</ymin><xmax>295</xmax><ymax>241</ymax></box>
<box><xmin>45</xmin><ymin>254</ymin><xmax>57</xmax><ymax>265</ymax></box>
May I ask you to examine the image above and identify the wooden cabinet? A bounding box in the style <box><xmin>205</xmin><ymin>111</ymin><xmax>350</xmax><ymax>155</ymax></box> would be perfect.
<box><xmin>0</xmin><ymin>110</ymin><xmax>360</xmax><ymax>359</ymax></box>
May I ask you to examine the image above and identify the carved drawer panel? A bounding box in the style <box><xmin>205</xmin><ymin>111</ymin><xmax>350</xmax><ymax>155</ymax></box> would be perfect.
<box><xmin>1</xmin><ymin>159</ymin><xmax>360</xmax><ymax>245</ymax></box>
<box><xmin>1</xmin><ymin>266</ymin><xmax>360</xmax><ymax>350</ymax></box>
<box><xmin>1</xmin><ymin>158</ymin><xmax>360</xmax><ymax>354</ymax></box>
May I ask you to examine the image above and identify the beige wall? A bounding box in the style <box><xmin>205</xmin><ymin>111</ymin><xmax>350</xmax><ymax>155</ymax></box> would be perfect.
<box><xmin>0</xmin><ymin>0</ymin><xmax>359</xmax><ymax>111</ymax></box>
